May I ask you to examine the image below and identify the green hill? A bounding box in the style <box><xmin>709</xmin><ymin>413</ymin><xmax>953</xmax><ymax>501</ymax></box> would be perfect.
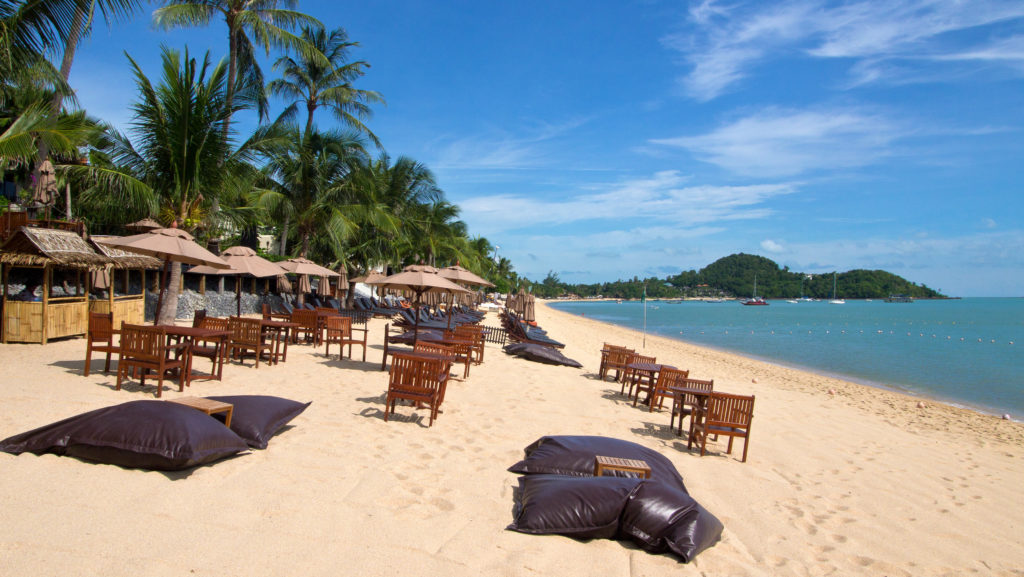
<box><xmin>530</xmin><ymin>253</ymin><xmax>944</xmax><ymax>299</ymax></box>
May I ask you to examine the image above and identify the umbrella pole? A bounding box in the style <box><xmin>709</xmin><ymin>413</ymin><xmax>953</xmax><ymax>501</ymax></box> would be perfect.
<box><xmin>154</xmin><ymin>259</ymin><xmax>170</xmax><ymax>325</ymax></box>
<box><xmin>236</xmin><ymin>275</ymin><xmax>242</xmax><ymax>317</ymax></box>
<box><xmin>413</xmin><ymin>289</ymin><xmax>423</xmax><ymax>345</ymax></box>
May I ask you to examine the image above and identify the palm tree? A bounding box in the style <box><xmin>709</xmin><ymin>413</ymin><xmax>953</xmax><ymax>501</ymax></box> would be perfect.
<box><xmin>82</xmin><ymin>46</ymin><xmax>266</xmax><ymax>323</ymax></box>
<box><xmin>267</xmin><ymin>25</ymin><xmax>384</xmax><ymax>146</ymax></box>
<box><xmin>152</xmin><ymin>0</ymin><xmax>322</xmax><ymax>131</ymax></box>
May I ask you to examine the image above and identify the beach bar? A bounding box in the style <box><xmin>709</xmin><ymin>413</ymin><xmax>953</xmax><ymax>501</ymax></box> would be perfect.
<box><xmin>0</xmin><ymin>227</ymin><xmax>112</xmax><ymax>344</ymax></box>
<box><xmin>88</xmin><ymin>236</ymin><xmax>162</xmax><ymax>327</ymax></box>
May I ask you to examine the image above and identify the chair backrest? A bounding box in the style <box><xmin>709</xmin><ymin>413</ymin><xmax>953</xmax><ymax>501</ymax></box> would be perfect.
<box><xmin>192</xmin><ymin>309</ymin><xmax>207</xmax><ymax>328</ymax></box>
<box><xmin>199</xmin><ymin>316</ymin><xmax>230</xmax><ymax>332</ymax></box>
<box><xmin>316</xmin><ymin>306</ymin><xmax>337</xmax><ymax>315</ymax></box>
<box><xmin>325</xmin><ymin>315</ymin><xmax>352</xmax><ymax>335</ymax></box>
<box><xmin>291</xmin><ymin>309</ymin><xmax>318</xmax><ymax>330</ymax></box>
<box><xmin>261</xmin><ymin>303</ymin><xmax>272</xmax><ymax>319</ymax></box>
<box><xmin>605</xmin><ymin>347</ymin><xmax>635</xmax><ymax>367</ymax></box>
<box><xmin>706</xmin><ymin>392</ymin><xmax>754</xmax><ymax>429</ymax></box>
<box><xmin>628</xmin><ymin>353</ymin><xmax>657</xmax><ymax>365</ymax></box>
<box><xmin>414</xmin><ymin>341</ymin><xmax>455</xmax><ymax>358</ymax></box>
<box><xmin>656</xmin><ymin>366</ymin><xmax>691</xmax><ymax>389</ymax></box>
<box><xmin>118</xmin><ymin>323</ymin><xmax>167</xmax><ymax>363</ymax></box>
<box><xmin>88</xmin><ymin>312</ymin><xmax>115</xmax><ymax>342</ymax></box>
<box><xmin>389</xmin><ymin>352</ymin><xmax>447</xmax><ymax>393</ymax></box>
<box><xmin>228</xmin><ymin>316</ymin><xmax>263</xmax><ymax>345</ymax></box>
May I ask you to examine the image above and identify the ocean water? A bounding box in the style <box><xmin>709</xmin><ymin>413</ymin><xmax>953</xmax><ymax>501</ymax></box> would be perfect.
<box><xmin>549</xmin><ymin>298</ymin><xmax>1024</xmax><ymax>417</ymax></box>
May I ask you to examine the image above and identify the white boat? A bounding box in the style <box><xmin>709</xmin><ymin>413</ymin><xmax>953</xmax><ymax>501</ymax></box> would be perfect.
<box><xmin>829</xmin><ymin>272</ymin><xmax>845</xmax><ymax>304</ymax></box>
<box><xmin>786</xmin><ymin>299</ymin><xmax>799</xmax><ymax>304</ymax></box>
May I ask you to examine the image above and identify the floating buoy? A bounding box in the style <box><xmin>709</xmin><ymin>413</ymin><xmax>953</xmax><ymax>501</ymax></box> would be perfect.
<box><xmin>1003</xmin><ymin>414</ymin><xmax>1012</xmax><ymax>420</ymax></box>
<box><xmin>917</xmin><ymin>401</ymin><xmax>927</xmax><ymax>409</ymax></box>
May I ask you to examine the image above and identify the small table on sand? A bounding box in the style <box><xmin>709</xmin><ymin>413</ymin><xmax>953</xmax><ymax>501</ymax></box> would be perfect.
<box><xmin>594</xmin><ymin>455</ymin><xmax>652</xmax><ymax>479</ymax></box>
<box><xmin>168</xmin><ymin>396</ymin><xmax>234</xmax><ymax>427</ymax></box>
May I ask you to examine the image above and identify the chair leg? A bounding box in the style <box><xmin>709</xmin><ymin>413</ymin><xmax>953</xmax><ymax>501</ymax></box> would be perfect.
<box><xmin>104</xmin><ymin>351</ymin><xmax>112</xmax><ymax>373</ymax></box>
<box><xmin>84</xmin><ymin>346</ymin><xmax>93</xmax><ymax>376</ymax></box>
<box><xmin>741</xmin><ymin>433</ymin><xmax>750</xmax><ymax>463</ymax></box>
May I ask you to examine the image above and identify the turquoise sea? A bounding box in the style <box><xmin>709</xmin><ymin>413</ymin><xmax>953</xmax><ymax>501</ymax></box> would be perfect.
<box><xmin>549</xmin><ymin>298</ymin><xmax>1024</xmax><ymax>417</ymax></box>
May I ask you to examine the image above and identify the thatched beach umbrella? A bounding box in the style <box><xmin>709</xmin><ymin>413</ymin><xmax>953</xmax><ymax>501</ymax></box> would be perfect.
<box><xmin>189</xmin><ymin>246</ymin><xmax>286</xmax><ymax>316</ymax></box>
<box><xmin>124</xmin><ymin>218</ymin><xmax>162</xmax><ymax>232</ymax></box>
<box><xmin>439</xmin><ymin>264</ymin><xmax>494</xmax><ymax>288</ymax></box>
<box><xmin>369</xmin><ymin>266</ymin><xmax>470</xmax><ymax>342</ymax></box>
<box><xmin>279</xmin><ymin>258</ymin><xmax>338</xmax><ymax>306</ymax></box>
<box><xmin>276</xmin><ymin>274</ymin><xmax>293</xmax><ymax>294</ymax></box>
<box><xmin>98</xmin><ymin>227</ymin><xmax>229</xmax><ymax>324</ymax></box>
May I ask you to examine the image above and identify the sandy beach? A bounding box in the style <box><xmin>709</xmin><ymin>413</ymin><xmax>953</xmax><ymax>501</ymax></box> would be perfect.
<box><xmin>1</xmin><ymin>302</ymin><xmax>1022</xmax><ymax>576</ymax></box>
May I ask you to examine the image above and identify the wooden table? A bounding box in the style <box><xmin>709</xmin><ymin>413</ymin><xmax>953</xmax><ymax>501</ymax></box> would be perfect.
<box><xmin>594</xmin><ymin>455</ymin><xmax>652</xmax><ymax>479</ymax></box>
<box><xmin>626</xmin><ymin>362</ymin><xmax>675</xmax><ymax>406</ymax></box>
<box><xmin>667</xmin><ymin>386</ymin><xmax>713</xmax><ymax>439</ymax></box>
<box><xmin>161</xmin><ymin>325</ymin><xmax>231</xmax><ymax>382</ymax></box>
<box><xmin>167</xmin><ymin>396</ymin><xmax>234</xmax><ymax>427</ymax></box>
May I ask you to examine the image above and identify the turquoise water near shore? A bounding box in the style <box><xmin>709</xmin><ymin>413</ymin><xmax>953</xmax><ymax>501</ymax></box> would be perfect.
<box><xmin>549</xmin><ymin>298</ymin><xmax>1023</xmax><ymax>417</ymax></box>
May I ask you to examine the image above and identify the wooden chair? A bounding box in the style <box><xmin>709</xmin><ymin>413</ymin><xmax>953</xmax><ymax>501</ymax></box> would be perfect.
<box><xmin>598</xmin><ymin>344</ymin><xmax>631</xmax><ymax>381</ymax></box>
<box><xmin>227</xmin><ymin>316</ymin><xmax>272</xmax><ymax>368</ymax></box>
<box><xmin>191</xmin><ymin>309</ymin><xmax>207</xmax><ymax>328</ymax></box>
<box><xmin>623</xmin><ymin>353</ymin><xmax>658</xmax><ymax>400</ymax></box>
<box><xmin>689</xmin><ymin>391</ymin><xmax>755</xmax><ymax>462</ymax></box>
<box><xmin>453</xmin><ymin>324</ymin><xmax>485</xmax><ymax>364</ymax></box>
<box><xmin>324</xmin><ymin>316</ymin><xmax>368</xmax><ymax>362</ymax></box>
<box><xmin>116</xmin><ymin>323</ymin><xmax>189</xmax><ymax>398</ymax></box>
<box><xmin>601</xmin><ymin>346</ymin><xmax>635</xmax><ymax>383</ymax></box>
<box><xmin>646</xmin><ymin>366</ymin><xmax>692</xmax><ymax>412</ymax></box>
<box><xmin>290</xmin><ymin>309</ymin><xmax>321</xmax><ymax>346</ymax></box>
<box><xmin>440</xmin><ymin>331</ymin><xmax>475</xmax><ymax>379</ymax></box>
<box><xmin>669</xmin><ymin>377</ymin><xmax>714</xmax><ymax>435</ymax></box>
<box><xmin>83</xmin><ymin>312</ymin><xmax>118</xmax><ymax>376</ymax></box>
<box><xmin>384</xmin><ymin>352</ymin><xmax>450</xmax><ymax>427</ymax></box>
<box><xmin>190</xmin><ymin>317</ymin><xmax>230</xmax><ymax>377</ymax></box>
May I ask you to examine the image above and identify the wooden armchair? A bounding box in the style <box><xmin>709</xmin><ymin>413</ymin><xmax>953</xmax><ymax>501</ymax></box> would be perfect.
<box><xmin>689</xmin><ymin>391</ymin><xmax>755</xmax><ymax>462</ymax></box>
<box><xmin>384</xmin><ymin>352</ymin><xmax>450</xmax><ymax>427</ymax></box>
<box><xmin>190</xmin><ymin>317</ymin><xmax>230</xmax><ymax>377</ymax></box>
<box><xmin>324</xmin><ymin>316</ymin><xmax>368</xmax><ymax>362</ymax></box>
<box><xmin>669</xmin><ymin>377</ymin><xmax>714</xmax><ymax>436</ymax></box>
<box><xmin>228</xmin><ymin>316</ymin><xmax>272</xmax><ymax>368</ymax></box>
<box><xmin>116</xmin><ymin>323</ymin><xmax>189</xmax><ymax>398</ymax></box>
<box><xmin>84</xmin><ymin>312</ymin><xmax>118</xmax><ymax>376</ymax></box>
<box><xmin>290</xmin><ymin>309</ymin><xmax>321</xmax><ymax>346</ymax></box>
<box><xmin>439</xmin><ymin>331</ymin><xmax>475</xmax><ymax>379</ymax></box>
<box><xmin>601</xmin><ymin>346</ymin><xmax>635</xmax><ymax>383</ymax></box>
<box><xmin>452</xmin><ymin>324</ymin><xmax>485</xmax><ymax>364</ymax></box>
<box><xmin>645</xmin><ymin>365</ymin><xmax>692</xmax><ymax>412</ymax></box>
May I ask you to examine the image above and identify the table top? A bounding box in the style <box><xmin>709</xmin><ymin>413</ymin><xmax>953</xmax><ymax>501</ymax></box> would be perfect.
<box><xmin>160</xmin><ymin>326</ymin><xmax>231</xmax><ymax>338</ymax></box>
<box><xmin>261</xmin><ymin>319</ymin><xmax>299</xmax><ymax>328</ymax></box>
<box><xmin>167</xmin><ymin>396</ymin><xmax>233</xmax><ymax>412</ymax></box>
<box><xmin>668</xmin><ymin>386</ymin><xmax>713</xmax><ymax>397</ymax></box>
<box><xmin>627</xmin><ymin>362</ymin><xmax>675</xmax><ymax>372</ymax></box>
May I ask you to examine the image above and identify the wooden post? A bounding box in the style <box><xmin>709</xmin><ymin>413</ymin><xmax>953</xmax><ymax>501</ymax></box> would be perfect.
<box><xmin>41</xmin><ymin>265</ymin><xmax>50</xmax><ymax>344</ymax></box>
<box><xmin>1</xmin><ymin>263</ymin><xmax>7</xmax><ymax>344</ymax></box>
<box><xmin>199</xmin><ymin>275</ymin><xmax>206</xmax><ymax>295</ymax></box>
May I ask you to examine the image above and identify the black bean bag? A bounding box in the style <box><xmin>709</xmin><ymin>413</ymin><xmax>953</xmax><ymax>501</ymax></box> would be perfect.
<box><xmin>507</xmin><ymin>435</ymin><xmax>724</xmax><ymax>563</ymax></box>
<box><xmin>503</xmin><ymin>343</ymin><xmax>582</xmax><ymax>368</ymax></box>
<box><xmin>205</xmin><ymin>395</ymin><xmax>311</xmax><ymax>449</ymax></box>
<box><xmin>0</xmin><ymin>400</ymin><xmax>249</xmax><ymax>471</ymax></box>
<box><xmin>508</xmin><ymin>475</ymin><xmax>643</xmax><ymax>540</ymax></box>
<box><xmin>508</xmin><ymin>435</ymin><xmax>687</xmax><ymax>492</ymax></box>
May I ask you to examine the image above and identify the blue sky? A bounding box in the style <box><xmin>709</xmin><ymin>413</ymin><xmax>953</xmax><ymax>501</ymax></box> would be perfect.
<box><xmin>68</xmin><ymin>1</ymin><xmax>1024</xmax><ymax>296</ymax></box>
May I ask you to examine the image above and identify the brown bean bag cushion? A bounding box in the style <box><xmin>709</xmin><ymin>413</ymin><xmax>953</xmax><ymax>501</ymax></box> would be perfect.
<box><xmin>503</xmin><ymin>343</ymin><xmax>582</xmax><ymax>368</ymax></box>
<box><xmin>508</xmin><ymin>474</ymin><xmax>643</xmax><ymax>540</ymax></box>
<box><xmin>205</xmin><ymin>395</ymin><xmax>311</xmax><ymax>449</ymax></box>
<box><xmin>618</xmin><ymin>480</ymin><xmax>724</xmax><ymax>562</ymax></box>
<box><xmin>508</xmin><ymin>435</ymin><xmax>687</xmax><ymax>491</ymax></box>
<box><xmin>0</xmin><ymin>400</ymin><xmax>249</xmax><ymax>471</ymax></box>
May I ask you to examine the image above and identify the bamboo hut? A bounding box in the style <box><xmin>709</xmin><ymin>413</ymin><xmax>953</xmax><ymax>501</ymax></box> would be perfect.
<box><xmin>0</xmin><ymin>227</ymin><xmax>112</xmax><ymax>343</ymax></box>
<box><xmin>88</xmin><ymin>236</ymin><xmax>162</xmax><ymax>327</ymax></box>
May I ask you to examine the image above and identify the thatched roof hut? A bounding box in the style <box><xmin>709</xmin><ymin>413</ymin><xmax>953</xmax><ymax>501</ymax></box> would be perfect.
<box><xmin>89</xmin><ymin>235</ymin><xmax>162</xmax><ymax>270</ymax></box>
<box><xmin>0</xmin><ymin>227</ymin><xmax>111</xmax><ymax>270</ymax></box>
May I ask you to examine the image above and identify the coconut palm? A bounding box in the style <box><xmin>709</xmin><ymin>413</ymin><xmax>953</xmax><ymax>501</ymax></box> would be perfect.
<box><xmin>267</xmin><ymin>25</ymin><xmax>383</xmax><ymax>146</ymax></box>
<box><xmin>80</xmin><ymin>46</ymin><xmax>271</xmax><ymax>323</ymax></box>
<box><xmin>152</xmin><ymin>0</ymin><xmax>322</xmax><ymax>129</ymax></box>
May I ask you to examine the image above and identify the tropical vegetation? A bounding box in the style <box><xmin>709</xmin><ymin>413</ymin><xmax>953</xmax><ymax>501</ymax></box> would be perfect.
<box><xmin>1</xmin><ymin>0</ymin><xmax>517</xmax><ymax>321</ymax></box>
<box><xmin>529</xmin><ymin>254</ymin><xmax>945</xmax><ymax>300</ymax></box>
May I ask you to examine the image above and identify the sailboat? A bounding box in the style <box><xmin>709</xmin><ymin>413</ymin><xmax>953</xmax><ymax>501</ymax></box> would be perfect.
<box><xmin>743</xmin><ymin>274</ymin><xmax>769</xmax><ymax>305</ymax></box>
<box><xmin>829</xmin><ymin>272</ymin><xmax>845</xmax><ymax>304</ymax></box>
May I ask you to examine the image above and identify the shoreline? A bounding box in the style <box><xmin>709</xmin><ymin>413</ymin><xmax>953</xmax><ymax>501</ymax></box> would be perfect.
<box><xmin>539</xmin><ymin>301</ymin><xmax>1024</xmax><ymax>446</ymax></box>
<box><xmin>546</xmin><ymin>298</ymin><xmax>1020</xmax><ymax>422</ymax></box>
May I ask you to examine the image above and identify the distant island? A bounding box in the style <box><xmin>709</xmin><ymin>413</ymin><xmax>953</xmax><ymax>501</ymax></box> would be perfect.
<box><xmin>528</xmin><ymin>253</ymin><xmax>945</xmax><ymax>300</ymax></box>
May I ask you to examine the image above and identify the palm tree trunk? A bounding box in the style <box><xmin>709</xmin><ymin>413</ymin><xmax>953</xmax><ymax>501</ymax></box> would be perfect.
<box><xmin>279</xmin><ymin>216</ymin><xmax>290</xmax><ymax>255</ymax></box>
<box><xmin>157</xmin><ymin>261</ymin><xmax>182</xmax><ymax>325</ymax></box>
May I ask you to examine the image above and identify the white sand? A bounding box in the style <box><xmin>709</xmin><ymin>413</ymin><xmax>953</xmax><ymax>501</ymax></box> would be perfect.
<box><xmin>1</xmin><ymin>303</ymin><xmax>1022</xmax><ymax>576</ymax></box>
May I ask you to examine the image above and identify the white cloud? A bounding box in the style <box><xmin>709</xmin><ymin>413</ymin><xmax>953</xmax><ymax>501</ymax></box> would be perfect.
<box><xmin>458</xmin><ymin>170</ymin><xmax>797</xmax><ymax>233</ymax></box>
<box><xmin>761</xmin><ymin>239</ymin><xmax>786</xmax><ymax>253</ymax></box>
<box><xmin>665</xmin><ymin>0</ymin><xmax>1024</xmax><ymax>100</ymax></box>
<box><xmin>429</xmin><ymin>118</ymin><xmax>590</xmax><ymax>171</ymax></box>
<box><xmin>652</xmin><ymin>107</ymin><xmax>900</xmax><ymax>177</ymax></box>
